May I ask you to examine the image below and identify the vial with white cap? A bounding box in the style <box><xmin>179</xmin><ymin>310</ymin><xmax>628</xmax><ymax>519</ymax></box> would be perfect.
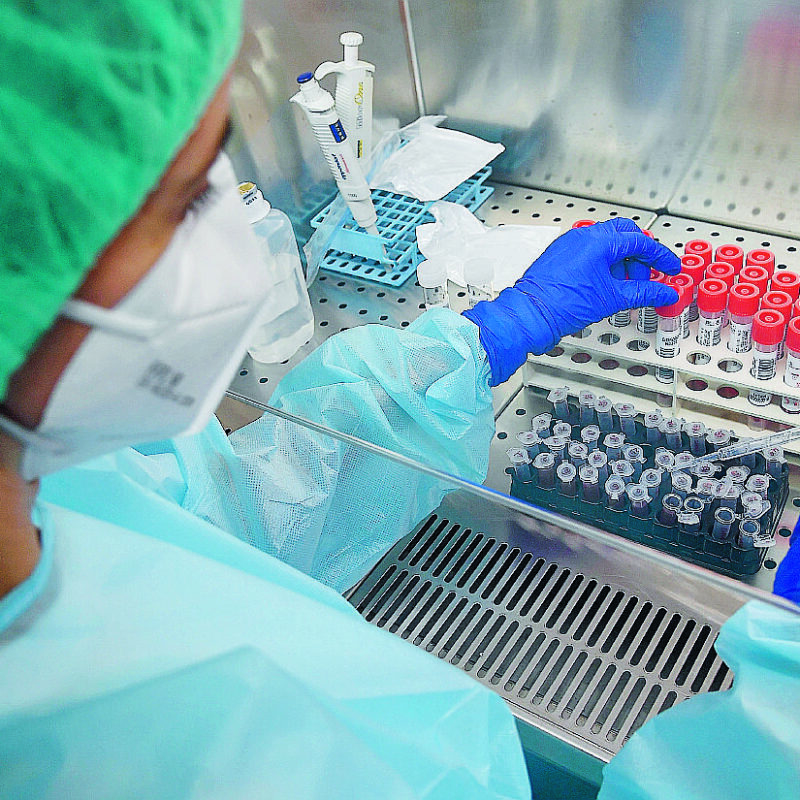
<box><xmin>463</xmin><ymin>258</ymin><xmax>494</xmax><ymax>308</ymax></box>
<box><xmin>417</xmin><ymin>260</ymin><xmax>450</xmax><ymax>310</ymax></box>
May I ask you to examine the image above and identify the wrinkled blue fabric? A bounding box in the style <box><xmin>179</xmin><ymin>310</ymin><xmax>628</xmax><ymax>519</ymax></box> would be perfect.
<box><xmin>774</xmin><ymin>516</ymin><xmax>800</xmax><ymax>604</ymax></box>
<box><xmin>598</xmin><ymin>601</ymin><xmax>800</xmax><ymax>800</ymax></box>
<box><xmin>463</xmin><ymin>218</ymin><xmax>681</xmax><ymax>385</ymax></box>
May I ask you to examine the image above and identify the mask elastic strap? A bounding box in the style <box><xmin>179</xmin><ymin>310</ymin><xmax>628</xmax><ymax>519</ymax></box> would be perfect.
<box><xmin>61</xmin><ymin>299</ymin><xmax>161</xmax><ymax>340</ymax></box>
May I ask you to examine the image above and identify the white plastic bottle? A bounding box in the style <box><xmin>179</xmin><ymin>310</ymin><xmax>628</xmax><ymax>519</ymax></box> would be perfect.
<box><xmin>315</xmin><ymin>32</ymin><xmax>375</xmax><ymax>168</ymax></box>
<box><xmin>417</xmin><ymin>260</ymin><xmax>450</xmax><ymax>309</ymax></box>
<box><xmin>290</xmin><ymin>72</ymin><xmax>379</xmax><ymax>235</ymax></box>
<box><xmin>239</xmin><ymin>182</ymin><xmax>315</xmax><ymax>363</ymax></box>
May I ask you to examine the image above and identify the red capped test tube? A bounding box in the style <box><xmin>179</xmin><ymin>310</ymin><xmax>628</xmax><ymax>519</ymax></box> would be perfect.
<box><xmin>772</xmin><ymin>271</ymin><xmax>800</xmax><ymax>302</ymax></box>
<box><xmin>748</xmin><ymin>309</ymin><xmax>786</xmax><ymax>407</ymax></box>
<box><xmin>739</xmin><ymin>265</ymin><xmax>770</xmax><ymax>296</ymax></box>
<box><xmin>637</xmin><ymin>269</ymin><xmax>665</xmax><ymax>333</ymax></box>
<box><xmin>655</xmin><ymin>285</ymin><xmax>685</xmax><ymax>384</ymax></box>
<box><xmin>680</xmin><ymin>254</ymin><xmax>705</xmax><ymax>321</ymax></box>
<box><xmin>696</xmin><ymin>278</ymin><xmax>727</xmax><ymax>347</ymax></box>
<box><xmin>746</xmin><ymin>249</ymin><xmax>776</xmax><ymax>278</ymax></box>
<box><xmin>706</xmin><ymin>262</ymin><xmax>736</xmax><ymax>326</ymax></box>
<box><xmin>668</xmin><ymin>274</ymin><xmax>694</xmax><ymax>339</ymax></box>
<box><xmin>685</xmin><ymin>240</ymin><xmax>712</xmax><ymax>266</ymax></box>
<box><xmin>727</xmin><ymin>283</ymin><xmax>760</xmax><ymax>353</ymax></box>
<box><xmin>761</xmin><ymin>290</ymin><xmax>793</xmax><ymax>358</ymax></box>
<box><xmin>571</xmin><ymin>220</ymin><xmax>596</xmax><ymax>229</ymax></box>
<box><xmin>715</xmin><ymin>244</ymin><xmax>744</xmax><ymax>274</ymax></box>
<box><xmin>784</xmin><ymin>318</ymin><xmax>800</xmax><ymax>391</ymax></box>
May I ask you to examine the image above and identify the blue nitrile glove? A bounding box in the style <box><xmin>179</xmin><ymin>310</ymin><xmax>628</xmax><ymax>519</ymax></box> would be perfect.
<box><xmin>462</xmin><ymin>218</ymin><xmax>681</xmax><ymax>386</ymax></box>
<box><xmin>774</xmin><ymin>517</ymin><xmax>800</xmax><ymax>604</ymax></box>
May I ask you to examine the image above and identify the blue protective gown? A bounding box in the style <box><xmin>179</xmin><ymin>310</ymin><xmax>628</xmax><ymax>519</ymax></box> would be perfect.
<box><xmin>0</xmin><ymin>310</ymin><xmax>532</xmax><ymax>799</ymax></box>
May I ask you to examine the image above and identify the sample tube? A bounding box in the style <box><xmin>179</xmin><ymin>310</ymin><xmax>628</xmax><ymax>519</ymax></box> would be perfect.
<box><xmin>644</xmin><ymin>410</ymin><xmax>664</xmax><ymax>446</ymax></box>
<box><xmin>548</xmin><ymin>387</ymin><xmax>571</xmax><ymax>420</ymax></box>
<box><xmin>655</xmin><ymin>286</ymin><xmax>685</xmax><ymax>383</ymax></box>
<box><xmin>692</xmin><ymin>462</ymin><xmax>718</xmax><ymax>479</ymax></box>
<box><xmin>712</xmin><ymin>507</ymin><xmax>736</xmax><ymax>541</ymax></box>
<box><xmin>463</xmin><ymin>258</ymin><xmax>494</xmax><ymax>308</ymax></box>
<box><xmin>506</xmin><ymin>447</ymin><xmax>533</xmax><ymax>481</ymax></box>
<box><xmin>684</xmin><ymin>421</ymin><xmax>707</xmax><ymax>456</ymax></box>
<box><xmin>641</xmin><ymin>468</ymin><xmax>663</xmax><ymax>499</ymax></box>
<box><xmin>727</xmin><ymin>283</ymin><xmax>760</xmax><ymax>353</ymax></box>
<box><xmin>568</xmin><ymin>441</ymin><xmax>589</xmax><ymax>468</ymax></box>
<box><xmin>557</xmin><ymin>462</ymin><xmax>578</xmax><ymax>497</ymax></box>
<box><xmin>679</xmin><ymin>509</ymin><xmax>701</xmax><ymax>535</ymax></box>
<box><xmin>783</xmin><ymin>317</ymin><xmax>800</xmax><ymax>398</ymax></box>
<box><xmin>670</xmin><ymin>471</ymin><xmax>692</xmax><ymax>499</ymax></box>
<box><xmin>552</xmin><ymin>421</ymin><xmax>573</xmax><ymax>440</ymax></box>
<box><xmin>638</xmin><ymin>269</ymin><xmax>666</xmax><ymax>333</ymax></box>
<box><xmin>612</xmin><ymin>459</ymin><xmax>635</xmax><ymax>484</ymax></box>
<box><xmin>763</xmin><ymin>445</ymin><xmax>785</xmax><ymax>480</ymax></box>
<box><xmin>684</xmin><ymin>496</ymin><xmax>705</xmax><ymax>520</ymax></box>
<box><xmin>749</xmin><ymin>309</ymin><xmax>785</xmax><ymax>407</ymax></box>
<box><xmin>543</xmin><ymin>435</ymin><xmax>569</xmax><ymax>463</ymax></box>
<box><xmin>684</xmin><ymin>239</ymin><xmax>712</xmax><ymax>266</ymax></box>
<box><xmin>715</xmin><ymin>244</ymin><xmax>744</xmax><ymax>275</ymax></box>
<box><xmin>614</xmin><ymin>402</ymin><xmax>637</xmax><ymax>438</ymax></box>
<box><xmin>680</xmin><ymin>254</ymin><xmax>705</xmax><ymax>322</ymax></box>
<box><xmin>740</xmin><ymin>490</ymin><xmax>764</xmax><ymax>517</ymax></box>
<box><xmin>516</xmin><ymin>430</ymin><xmax>542</xmax><ymax>457</ymax></box>
<box><xmin>706</xmin><ymin>428</ymin><xmax>731</xmax><ymax>451</ymax></box>
<box><xmin>746</xmin><ymin>248</ymin><xmax>776</xmax><ymax>278</ymax></box>
<box><xmin>657</xmin><ymin>493</ymin><xmax>682</xmax><ymax>526</ymax></box>
<box><xmin>668</xmin><ymin>274</ymin><xmax>695</xmax><ymax>339</ymax></box>
<box><xmin>659</xmin><ymin>417</ymin><xmax>684</xmax><ymax>451</ymax></box>
<box><xmin>579</xmin><ymin>464</ymin><xmax>601</xmax><ymax>503</ymax></box>
<box><xmin>745</xmin><ymin>473</ymin><xmax>770</xmax><ymax>498</ymax></box>
<box><xmin>725</xmin><ymin>465</ymin><xmax>751</xmax><ymax>484</ymax></box>
<box><xmin>531</xmin><ymin>412</ymin><xmax>553</xmax><ymax>436</ymax></box>
<box><xmin>581</xmin><ymin>424</ymin><xmax>601</xmax><ymax>451</ymax></box>
<box><xmin>610</xmin><ymin>308</ymin><xmax>632</xmax><ymax>328</ymax></box>
<box><xmin>595</xmin><ymin>396</ymin><xmax>614</xmax><ymax>432</ymax></box>
<box><xmin>578</xmin><ymin>390</ymin><xmax>597</xmax><ymax>426</ymax></box>
<box><xmin>772</xmin><ymin>271</ymin><xmax>800</xmax><ymax>302</ymax></box>
<box><xmin>604</xmin><ymin>476</ymin><xmax>628</xmax><ymax>511</ymax></box>
<box><xmin>739</xmin><ymin>265</ymin><xmax>770</xmax><ymax>296</ymax></box>
<box><xmin>707</xmin><ymin>263</ymin><xmax>736</xmax><ymax>326</ymax></box>
<box><xmin>654</xmin><ymin>447</ymin><xmax>676</xmax><ymax>471</ymax></box>
<box><xmin>761</xmin><ymin>290</ymin><xmax>793</xmax><ymax>358</ymax></box>
<box><xmin>588</xmin><ymin>450</ymin><xmax>609</xmax><ymax>484</ymax></box>
<box><xmin>533</xmin><ymin>452</ymin><xmax>557</xmax><ymax>489</ymax></box>
<box><xmin>696</xmin><ymin>278</ymin><xmax>727</xmax><ymax>346</ymax></box>
<box><xmin>417</xmin><ymin>260</ymin><xmax>450</xmax><ymax>309</ymax></box>
<box><xmin>627</xmin><ymin>484</ymin><xmax>652</xmax><ymax>518</ymax></box>
<box><xmin>736</xmin><ymin>519</ymin><xmax>759</xmax><ymax>549</ymax></box>
<box><xmin>673</xmin><ymin>451</ymin><xmax>695</xmax><ymax>472</ymax></box>
<box><xmin>695</xmin><ymin>477</ymin><xmax>719</xmax><ymax>501</ymax></box>
<box><xmin>622</xmin><ymin>444</ymin><xmax>646</xmax><ymax>479</ymax></box>
<box><xmin>603</xmin><ymin>433</ymin><xmax>626</xmax><ymax>461</ymax></box>
<box><xmin>719</xmin><ymin>482</ymin><xmax>742</xmax><ymax>510</ymax></box>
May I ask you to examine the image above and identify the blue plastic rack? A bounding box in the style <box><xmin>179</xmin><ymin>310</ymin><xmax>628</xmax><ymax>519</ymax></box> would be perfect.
<box><xmin>309</xmin><ymin>167</ymin><xmax>494</xmax><ymax>287</ymax></box>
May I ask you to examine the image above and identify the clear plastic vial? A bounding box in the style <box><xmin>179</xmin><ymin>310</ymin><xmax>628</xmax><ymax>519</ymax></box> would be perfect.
<box><xmin>783</xmin><ymin>317</ymin><xmax>800</xmax><ymax>397</ymax></box>
<box><xmin>655</xmin><ymin>288</ymin><xmax>684</xmax><ymax>384</ymax></box>
<box><xmin>761</xmin><ymin>290</ymin><xmax>793</xmax><ymax>359</ymax></box>
<box><xmin>667</xmin><ymin>274</ymin><xmax>694</xmax><ymax>339</ymax></box>
<box><xmin>706</xmin><ymin>262</ymin><xmax>735</xmax><ymax>327</ymax></box>
<box><xmin>579</xmin><ymin>464</ymin><xmax>601</xmax><ymax>503</ymax></box>
<box><xmin>727</xmin><ymin>283</ymin><xmax>759</xmax><ymax>353</ymax></box>
<box><xmin>416</xmin><ymin>260</ymin><xmax>450</xmax><ymax>310</ymax></box>
<box><xmin>614</xmin><ymin>402</ymin><xmax>637</xmax><ymax>438</ymax></box>
<box><xmin>680</xmin><ymin>254</ymin><xmax>705</xmax><ymax>322</ymax></box>
<box><xmin>684</xmin><ymin>421</ymin><xmax>707</xmax><ymax>456</ymax></box>
<box><xmin>748</xmin><ymin>310</ymin><xmax>785</xmax><ymax>407</ymax></box>
<box><xmin>578</xmin><ymin>390</ymin><xmax>597</xmax><ymax>427</ymax></box>
<box><xmin>580</xmin><ymin>425</ymin><xmax>601</xmax><ymax>451</ymax></box>
<box><xmin>696</xmin><ymin>278</ymin><xmax>727</xmax><ymax>347</ymax></box>
<box><xmin>644</xmin><ymin>410</ymin><xmax>664</xmax><ymax>446</ymax></box>
<box><xmin>548</xmin><ymin>386</ymin><xmax>571</xmax><ymax>420</ymax></box>
<box><xmin>463</xmin><ymin>257</ymin><xmax>494</xmax><ymax>308</ymax></box>
<box><xmin>659</xmin><ymin>417</ymin><xmax>684</xmax><ymax>451</ymax></box>
<box><xmin>595</xmin><ymin>396</ymin><xmax>614</xmax><ymax>432</ymax></box>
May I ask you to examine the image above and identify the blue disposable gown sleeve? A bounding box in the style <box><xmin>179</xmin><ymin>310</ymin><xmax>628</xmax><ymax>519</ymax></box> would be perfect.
<box><xmin>597</xmin><ymin>600</ymin><xmax>800</xmax><ymax>800</ymax></box>
<box><xmin>44</xmin><ymin>309</ymin><xmax>495</xmax><ymax>593</ymax></box>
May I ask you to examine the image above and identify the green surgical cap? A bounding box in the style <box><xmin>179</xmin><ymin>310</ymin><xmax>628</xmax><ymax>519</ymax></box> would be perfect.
<box><xmin>0</xmin><ymin>1</ymin><xmax>242</xmax><ymax>399</ymax></box>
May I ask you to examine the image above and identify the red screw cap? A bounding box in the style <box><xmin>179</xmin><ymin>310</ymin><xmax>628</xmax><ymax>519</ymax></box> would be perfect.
<box><xmin>728</xmin><ymin>283</ymin><xmax>760</xmax><ymax>318</ymax></box>
<box><xmin>715</xmin><ymin>244</ymin><xmax>744</xmax><ymax>273</ymax></box>
<box><xmin>761</xmin><ymin>290</ymin><xmax>793</xmax><ymax>323</ymax></box>
<box><xmin>641</xmin><ymin>229</ymin><xmax>654</xmax><ymax>239</ymax></box>
<box><xmin>697</xmin><ymin>278</ymin><xmax>728</xmax><ymax>314</ymax></box>
<box><xmin>685</xmin><ymin>240</ymin><xmax>712</xmax><ymax>266</ymax></box>
<box><xmin>680</xmin><ymin>254</ymin><xmax>706</xmax><ymax>286</ymax></box>
<box><xmin>786</xmin><ymin>317</ymin><xmax>800</xmax><ymax>353</ymax></box>
<box><xmin>752</xmin><ymin>309</ymin><xmax>786</xmax><ymax>346</ymax></box>
<box><xmin>571</xmin><ymin>220</ymin><xmax>595</xmax><ymax>228</ymax></box>
<box><xmin>656</xmin><ymin>284</ymin><xmax>685</xmax><ymax>317</ymax></box>
<box><xmin>650</xmin><ymin>269</ymin><xmax>666</xmax><ymax>283</ymax></box>
<box><xmin>667</xmin><ymin>274</ymin><xmax>694</xmax><ymax>309</ymax></box>
<box><xmin>746</xmin><ymin>249</ymin><xmax>776</xmax><ymax>277</ymax></box>
<box><xmin>771</xmin><ymin>271</ymin><xmax>800</xmax><ymax>301</ymax></box>
<box><xmin>706</xmin><ymin>262</ymin><xmax>736</xmax><ymax>288</ymax></box>
<box><xmin>739</xmin><ymin>265</ymin><xmax>770</xmax><ymax>295</ymax></box>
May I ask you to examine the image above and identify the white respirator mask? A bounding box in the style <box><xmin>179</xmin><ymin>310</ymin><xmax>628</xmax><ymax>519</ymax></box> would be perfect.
<box><xmin>0</xmin><ymin>153</ymin><xmax>272</xmax><ymax>480</ymax></box>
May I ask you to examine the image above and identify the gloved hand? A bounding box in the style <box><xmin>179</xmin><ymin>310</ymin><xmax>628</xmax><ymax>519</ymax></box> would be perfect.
<box><xmin>774</xmin><ymin>517</ymin><xmax>800</xmax><ymax>604</ymax></box>
<box><xmin>462</xmin><ymin>218</ymin><xmax>681</xmax><ymax>385</ymax></box>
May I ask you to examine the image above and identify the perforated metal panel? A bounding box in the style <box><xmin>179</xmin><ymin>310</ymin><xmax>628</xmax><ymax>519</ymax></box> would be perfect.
<box><xmin>348</xmin><ymin>495</ymin><xmax>737</xmax><ymax>763</ymax></box>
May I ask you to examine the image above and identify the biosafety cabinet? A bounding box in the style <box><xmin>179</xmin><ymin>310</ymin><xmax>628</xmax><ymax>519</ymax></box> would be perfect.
<box><xmin>219</xmin><ymin>2</ymin><xmax>800</xmax><ymax>796</ymax></box>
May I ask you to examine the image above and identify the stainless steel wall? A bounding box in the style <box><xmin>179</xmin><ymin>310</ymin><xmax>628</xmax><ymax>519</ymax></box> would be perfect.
<box><xmin>231</xmin><ymin>0</ymin><xmax>800</xmax><ymax>238</ymax></box>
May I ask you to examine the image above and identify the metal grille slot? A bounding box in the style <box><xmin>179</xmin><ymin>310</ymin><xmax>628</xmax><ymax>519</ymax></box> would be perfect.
<box><xmin>349</xmin><ymin>509</ymin><xmax>735</xmax><ymax>761</ymax></box>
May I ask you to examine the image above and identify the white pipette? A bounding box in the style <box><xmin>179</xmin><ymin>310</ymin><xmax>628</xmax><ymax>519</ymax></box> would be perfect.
<box><xmin>668</xmin><ymin>426</ymin><xmax>800</xmax><ymax>472</ymax></box>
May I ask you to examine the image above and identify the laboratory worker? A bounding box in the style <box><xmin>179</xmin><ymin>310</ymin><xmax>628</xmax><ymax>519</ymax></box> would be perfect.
<box><xmin>0</xmin><ymin>1</ymin><xmax>758</xmax><ymax>799</ymax></box>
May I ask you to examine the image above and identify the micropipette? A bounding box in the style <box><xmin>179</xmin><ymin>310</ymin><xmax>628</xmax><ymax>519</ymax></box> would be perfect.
<box><xmin>667</xmin><ymin>425</ymin><xmax>800</xmax><ymax>471</ymax></box>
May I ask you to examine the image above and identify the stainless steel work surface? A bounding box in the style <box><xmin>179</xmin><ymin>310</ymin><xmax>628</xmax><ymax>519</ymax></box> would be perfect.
<box><xmin>347</xmin><ymin>490</ymin><xmax>742</xmax><ymax>771</ymax></box>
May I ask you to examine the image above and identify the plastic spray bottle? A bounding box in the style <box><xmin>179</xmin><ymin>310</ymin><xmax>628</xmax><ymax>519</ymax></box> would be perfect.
<box><xmin>315</xmin><ymin>32</ymin><xmax>375</xmax><ymax>168</ymax></box>
<box><xmin>290</xmin><ymin>72</ymin><xmax>380</xmax><ymax>236</ymax></box>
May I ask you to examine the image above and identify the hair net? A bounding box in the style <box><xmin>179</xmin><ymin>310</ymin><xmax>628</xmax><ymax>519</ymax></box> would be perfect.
<box><xmin>0</xmin><ymin>1</ymin><xmax>242</xmax><ymax>399</ymax></box>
